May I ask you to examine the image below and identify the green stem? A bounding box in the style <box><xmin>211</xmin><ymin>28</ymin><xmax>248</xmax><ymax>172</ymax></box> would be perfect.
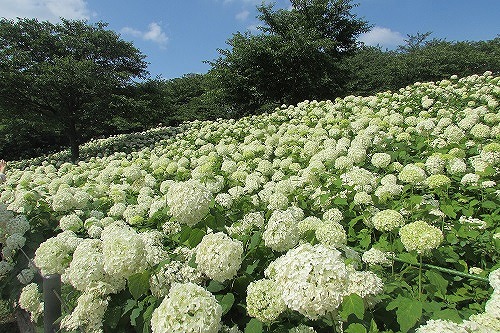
<box><xmin>393</xmin><ymin>256</ymin><xmax>489</xmax><ymax>282</ymax></box>
<box><xmin>419</xmin><ymin>254</ymin><xmax>423</xmax><ymax>301</ymax></box>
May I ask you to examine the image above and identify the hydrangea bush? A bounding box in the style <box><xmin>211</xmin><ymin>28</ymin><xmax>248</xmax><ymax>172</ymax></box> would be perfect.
<box><xmin>0</xmin><ymin>72</ymin><xmax>499</xmax><ymax>332</ymax></box>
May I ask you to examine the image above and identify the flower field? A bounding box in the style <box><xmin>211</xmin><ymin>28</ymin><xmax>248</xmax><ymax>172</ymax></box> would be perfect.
<box><xmin>1</xmin><ymin>72</ymin><xmax>499</xmax><ymax>333</ymax></box>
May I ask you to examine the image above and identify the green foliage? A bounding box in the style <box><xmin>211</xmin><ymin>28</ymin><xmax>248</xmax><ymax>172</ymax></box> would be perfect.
<box><xmin>386</xmin><ymin>297</ymin><xmax>423</xmax><ymax>333</ymax></box>
<box><xmin>342</xmin><ymin>36</ymin><xmax>500</xmax><ymax>96</ymax></box>
<box><xmin>207</xmin><ymin>0</ymin><xmax>370</xmax><ymax>116</ymax></box>
<box><xmin>0</xmin><ymin>18</ymin><xmax>147</xmax><ymax>161</ymax></box>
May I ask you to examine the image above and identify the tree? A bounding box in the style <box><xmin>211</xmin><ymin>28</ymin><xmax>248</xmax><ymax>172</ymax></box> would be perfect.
<box><xmin>0</xmin><ymin>18</ymin><xmax>148</xmax><ymax>161</ymax></box>
<box><xmin>207</xmin><ymin>0</ymin><xmax>370</xmax><ymax>116</ymax></box>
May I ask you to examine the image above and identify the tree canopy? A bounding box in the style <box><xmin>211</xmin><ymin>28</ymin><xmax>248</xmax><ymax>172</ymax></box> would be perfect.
<box><xmin>207</xmin><ymin>0</ymin><xmax>370</xmax><ymax>116</ymax></box>
<box><xmin>0</xmin><ymin>18</ymin><xmax>148</xmax><ymax>161</ymax></box>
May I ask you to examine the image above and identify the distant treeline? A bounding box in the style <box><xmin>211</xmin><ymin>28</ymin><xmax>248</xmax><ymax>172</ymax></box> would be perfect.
<box><xmin>0</xmin><ymin>2</ymin><xmax>499</xmax><ymax>161</ymax></box>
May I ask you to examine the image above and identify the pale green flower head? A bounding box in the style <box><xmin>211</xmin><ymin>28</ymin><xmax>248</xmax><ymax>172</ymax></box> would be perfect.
<box><xmin>425</xmin><ymin>174</ymin><xmax>451</xmax><ymax>189</ymax></box>
<box><xmin>399</xmin><ymin>220</ymin><xmax>443</xmax><ymax>254</ymax></box>
<box><xmin>246</xmin><ymin>279</ymin><xmax>286</xmax><ymax>323</ymax></box>
<box><xmin>372</xmin><ymin>209</ymin><xmax>405</xmax><ymax>232</ymax></box>
<box><xmin>195</xmin><ymin>232</ymin><xmax>243</xmax><ymax>282</ymax></box>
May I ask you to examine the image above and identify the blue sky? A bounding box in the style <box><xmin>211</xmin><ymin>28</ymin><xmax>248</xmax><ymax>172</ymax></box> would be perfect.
<box><xmin>1</xmin><ymin>0</ymin><xmax>499</xmax><ymax>79</ymax></box>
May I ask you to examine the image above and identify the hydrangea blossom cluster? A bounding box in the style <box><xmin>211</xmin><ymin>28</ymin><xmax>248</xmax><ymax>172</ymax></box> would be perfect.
<box><xmin>166</xmin><ymin>180</ymin><xmax>213</xmax><ymax>226</ymax></box>
<box><xmin>150</xmin><ymin>282</ymin><xmax>222</xmax><ymax>333</ymax></box>
<box><xmin>372</xmin><ymin>209</ymin><xmax>405</xmax><ymax>231</ymax></box>
<box><xmin>362</xmin><ymin>247</ymin><xmax>393</xmax><ymax>266</ymax></box>
<box><xmin>60</xmin><ymin>290</ymin><xmax>109</xmax><ymax>333</ymax></box>
<box><xmin>34</xmin><ymin>230</ymin><xmax>82</xmax><ymax>275</ymax></box>
<box><xmin>262</xmin><ymin>243</ymin><xmax>383</xmax><ymax>320</ymax></box>
<box><xmin>399</xmin><ymin>220</ymin><xmax>443</xmax><ymax>254</ymax></box>
<box><xmin>62</xmin><ymin>238</ymin><xmax>125</xmax><ymax>295</ymax></box>
<box><xmin>263</xmin><ymin>207</ymin><xmax>303</xmax><ymax>252</ymax></box>
<box><xmin>0</xmin><ymin>204</ymin><xmax>30</xmax><ymax>276</ymax></box>
<box><xmin>195</xmin><ymin>232</ymin><xmax>243</xmax><ymax>282</ymax></box>
<box><xmin>18</xmin><ymin>283</ymin><xmax>43</xmax><ymax>322</ymax></box>
<box><xmin>101</xmin><ymin>221</ymin><xmax>147</xmax><ymax>280</ymax></box>
<box><xmin>246</xmin><ymin>278</ymin><xmax>286</xmax><ymax>323</ymax></box>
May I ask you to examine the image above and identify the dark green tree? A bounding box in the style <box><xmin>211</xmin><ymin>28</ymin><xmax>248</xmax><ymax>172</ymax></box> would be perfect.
<box><xmin>0</xmin><ymin>18</ymin><xmax>148</xmax><ymax>161</ymax></box>
<box><xmin>207</xmin><ymin>0</ymin><xmax>370</xmax><ymax>116</ymax></box>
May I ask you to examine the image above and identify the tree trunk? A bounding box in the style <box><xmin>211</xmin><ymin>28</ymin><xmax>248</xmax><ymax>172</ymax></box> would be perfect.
<box><xmin>65</xmin><ymin>119</ymin><xmax>80</xmax><ymax>163</ymax></box>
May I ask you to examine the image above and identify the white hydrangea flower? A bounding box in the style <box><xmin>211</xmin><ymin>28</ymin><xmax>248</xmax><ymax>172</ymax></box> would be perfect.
<box><xmin>289</xmin><ymin>325</ymin><xmax>317</xmax><ymax>333</ymax></box>
<box><xmin>399</xmin><ymin>220</ymin><xmax>443</xmax><ymax>254</ymax></box>
<box><xmin>425</xmin><ymin>155</ymin><xmax>446</xmax><ymax>174</ymax></box>
<box><xmin>62</xmin><ymin>238</ymin><xmax>125</xmax><ymax>294</ymax></box>
<box><xmin>323</xmin><ymin>208</ymin><xmax>343</xmax><ymax>223</ymax></box>
<box><xmin>5</xmin><ymin>214</ymin><xmax>30</xmax><ymax>236</ymax></box>
<box><xmin>353</xmin><ymin>191</ymin><xmax>373</xmax><ymax>205</ymax></box>
<box><xmin>489</xmin><ymin>268</ymin><xmax>500</xmax><ymax>290</ymax></box>
<box><xmin>150</xmin><ymin>282</ymin><xmax>222</xmax><ymax>333</ymax></box>
<box><xmin>461</xmin><ymin>173</ymin><xmax>480</xmax><ymax>187</ymax></box>
<box><xmin>372</xmin><ymin>209</ymin><xmax>405</xmax><ymax>232</ymax></box>
<box><xmin>101</xmin><ymin>222</ymin><xmax>147</xmax><ymax>280</ymax></box>
<box><xmin>264</xmin><ymin>243</ymin><xmax>348</xmax><ymax>319</ymax></box>
<box><xmin>425</xmin><ymin>174</ymin><xmax>451</xmax><ymax>189</ymax></box>
<box><xmin>485</xmin><ymin>290</ymin><xmax>500</xmax><ymax>318</ymax></box>
<box><xmin>447</xmin><ymin>158</ymin><xmax>467</xmax><ymax>175</ymax></box>
<box><xmin>34</xmin><ymin>230</ymin><xmax>82</xmax><ymax>276</ymax></box>
<box><xmin>371</xmin><ymin>153</ymin><xmax>392</xmax><ymax>168</ymax></box>
<box><xmin>362</xmin><ymin>248</ymin><xmax>393</xmax><ymax>266</ymax></box>
<box><xmin>150</xmin><ymin>260</ymin><xmax>203</xmax><ymax>298</ymax></box>
<box><xmin>167</xmin><ymin>179</ymin><xmax>213</xmax><ymax>226</ymax></box>
<box><xmin>59</xmin><ymin>214</ymin><xmax>83</xmax><ymax>232</ymax></box>
<box><xmin>195</xmin><ymin>232</ymin><xmax>243</xmax><ymax>282</ymax></box>
<box><xmin>415</xmin><ymin>319</ymin><xmax>468</xmax><ymax>333</ymax></box>
<box><xmin>263</xmin><ymin>208</ymin><xmax>301</xmax><ymax>252</ymax></box>
<box><xmin>346</xmin><ymin>269</ymin><xmax>384</xmax><ymax>306</ymax></box>
<box><xmin>246</xmin><ymin>279</ymin><xmax>286</xmax><ymax>323</ymax></box>
<box><xmin>18</xmin><ymin>283</ymin><xmax>43</xmax><ymax>322</ymax></box>
<box><xmin>227</xmin><ymin>212</ymin><xmax>265</xmax><ymax>237</ymax></box>
<box><xmin>315</xmin><ymin>221</ymin><xmax>346</xmax><ymax>248</ymax></box>
<box><xmin>60</xmin><ymin>290</ymin><xmax>109</xmax><ymax>333</ymax></box>
<box><xmin>398</xmin><ymin>164</ymin><xmax>426</xmax><ymax>184</ymax></box>
<box><xmin>462</xmin><ymin>312</ymin><xmax>500</xmax><ymax>333</ymax></box>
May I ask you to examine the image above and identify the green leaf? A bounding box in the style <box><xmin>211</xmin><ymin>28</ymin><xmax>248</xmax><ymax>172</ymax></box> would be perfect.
<box><xmin>482</xmin><ymin>200</ymin><xmax>496</xmax><ymax>209</ymax></box>
<box><xmin>128</xmin><ymin>271</ymin><xmax>151</xmax><ymax>300</ymax></box>
<box><xmin>187</xmin><ymin>228</ymin><xmax>205</xmax><ymax>248</ymax></box>
<box><xmin>123</xmin><ymin>299</ymin><xmax>137</xmax><ymax>315</ymax></box>
<box><xmin>248</xmin><ymin>231</ymin><xmax>262</xmax><ymax>251</ymax></box>
<box><xmin>440</xmin><ymin>204</ymin><xmax>456</xmax><ymax>218</ymax></box>
<box><xmin>398</xmin><ymin>252</ymin><xmax>418</xmax><ymax>265</ymax></box>
<box><xmin>368</xmin><ymin>319</ymin><xmax>379</xmax><ymax>333</ymax></box>
<box><xmin>425</xmin><ymin>270</ymin><xmax>448</xmax><ymax>297</ymax></box>
<box><xmin>386</xmin><ymin>297</ymin><xmax>422</xmax><ymax>333</ymax></box>
<box><xmin>244</xmin><ymin>318</ymin><xmax>263</xmax><ymax>333</ymax></box>
<box><xmin>334</xmin><ymin>197</ymin><xmax>348</xmax><ymax>206</ymax></box>
<box><xmin>245</xmin><ymin>260</ymin><xmax>260</xmax><ymax>275</ymax></box>
<box><xmin>178</xmin><ymin>226</ymin><xmax>193</xmax><ymax>243</ymax></box>
<box><xmin>430</xmin><ymin>308</ymin><xmax>462</xmax><ymax>323</ymax></box>
<box><xmin>346</xmin><ymin>323</ymin><xmax>367</xmax><ymax>333</ymax></box>
<box><xmin>341</xmin><ymin>293</ymin><xmax>365</xmax><ymax>320</ymax></box>
<box><xmin>207</xmin><ymin>280</ymin><xmax>226</xmax><ymax>293</ymax></box>
<box><xmin>130</xmin><ymin>302</ymin><xmax>144</xmax><ymax>327</ymax></box>
<box><xmin>409</xmin><ymin>195</ymin><xmax>423</xmax><ymax>206</ymax></box>
<box><xmin>219</xmin><ymin>293</ymin><xmax>235</xmax><ymax>315</ymax></box>
<box><xmin>103</xmin><ymin>305</ymin><xmax>122</xmax><ymax>329</ymax></box>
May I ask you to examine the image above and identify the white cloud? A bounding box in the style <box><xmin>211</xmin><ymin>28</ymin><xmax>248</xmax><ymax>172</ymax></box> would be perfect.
<box><xmin>0</xmin><ymin>0</ymin><xmax>90</xmax><ymax>21</ymax></box>
<box><xmin>121</xmin><ymin>22</ymin><xmax>168</xmax><ymax>49</ymax></box>
<box><xmin>358</xmin><ymin>26</ymin><xmax>405</xmax><ymax>48</ymax></box>
<box><xmin>235</xmin><ymin>10</ymin><xmax>250</xmax><ymax>21</ymax></box>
